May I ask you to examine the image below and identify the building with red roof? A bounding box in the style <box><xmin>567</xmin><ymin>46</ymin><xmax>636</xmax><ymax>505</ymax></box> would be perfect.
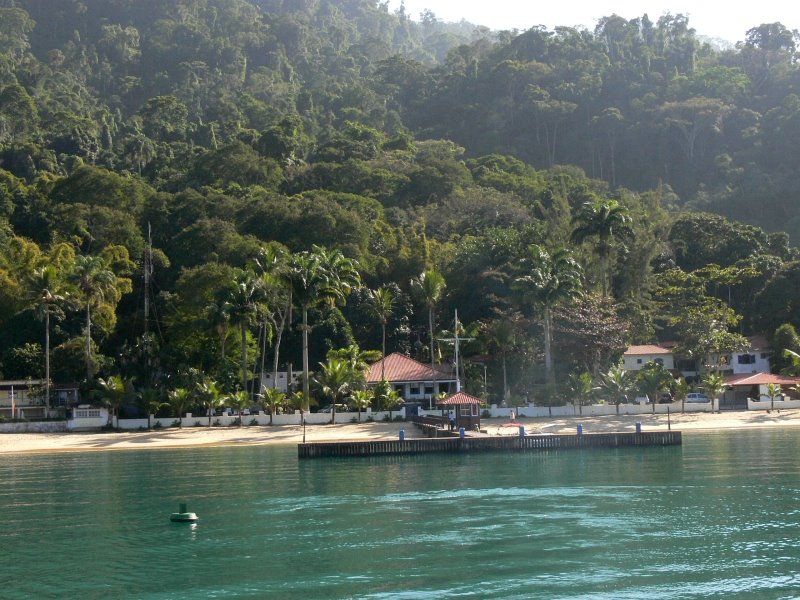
<box><xmin>365</xmin><ymin>353</ymin><xmax>457</xmax><ymax>408</ymax></box>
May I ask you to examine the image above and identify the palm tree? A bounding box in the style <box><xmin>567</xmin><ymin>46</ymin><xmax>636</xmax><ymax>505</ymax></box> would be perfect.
<box><xmin>411</xmin><ymin>270</ymin><xmax>446</xmax><ymax>406</ymax></box>
<box><xmin>137</xmin><ymin>387</ymin><xmax>167</xmax><ymax>430</ymax></box>
<box><xmin>96</xmin><ymin>375</ymin><xmax>131</xmax><ymax>428</ymax></box>
<box><xmin>167</xmin><ymin>387</ymin><xmax>192</xmax><ymax>427</ymax></box>
<box><xmin>364</xmin><ymin>286</ymin><xmax>395</xmax><ymax>379</ymax></box>
<box><xmin>195</xmin><ymin>377</ymin><xmax>222</xmax><ymax>427</ymax></box>
<box><xmin>253</xmin><ymin>244</ymin><xmax>292</xmax><ymax>402</ymax></box>
<box><xmin>261</xmin><ymin>387</ymin><xmax>286</xmax><ymax>425</ymax></box>
<box><xmin>702</xmin><ymin>372</ymin><xmax>726</xmax><ymax>413</ymax></box>
<box><xmin>673</xmin><ymin>376</ymin><xmax>691</xmax><ymax>414</ymax></box>
<box><xmin>485</xmin><ymin>318</ymin><xmax>518</xmax><ymax>406</ymax></box>
<box><xmin>204</xmin><ymin>299</ymin><xmax>231</xmax><ymax>368</ymax></box>
<box><xmin>566</xmin><ymin>371</ymin><xmax>597</xmax><ymax>416</ymax></box>
<box><xmin>601</xmin><ymin>362</ymin><xmax>635</xmax><ymax>415</ymax></box>
<box><xmin>70</xmin><ymin>255</ymin><xmax>121</xmax><ymax>381</ymax></box>
<box><xmin>637</xmin><ymin>362</ymin><xmax>671</xmax><ymax>414</ymax></box>
<box><xmin>25</xmin><ymin>264</ymin><xmax>71</xmax><ymax>412</ymax></box>
<box><xmin>315</xmin><ymin>357</ymin><xmax>356</xmax><ymax>425</ymax></box>
<box><xmin>373</xmin><ymin>378</ymin><xmax>402</xmax><ymax>419</ymax></box>
<box><xmin>570</xmin><ymin>199</ymin><xmax>632</xmax><ymax>297</ymax></box>
<box><xmin>350</xmin><ymin>389</ymin><xmax>372</xmax><ymax>422</ymax></box>
<box><xmin>225</xmin><ymin>390</ymin><xmax>250</xmax><ymax>426</ymax></box>
<box><xmin>765</xmin><ymin>382</ymin><xmax>782</xmax><ymax>412</ymax></box>
<box><xmin>226</xmin><ymin>268</ymin><xmax>264</xmax><ymax>395</ymax></box>
<box><xmin>512</xmin><ymin>245</ymin><xmax>583</xmax><ymax>386</ymax></box>
<box><xmin>287</xmin><ymin>246</ymin><xmax>360</xmax><ymax>412</ymax></box>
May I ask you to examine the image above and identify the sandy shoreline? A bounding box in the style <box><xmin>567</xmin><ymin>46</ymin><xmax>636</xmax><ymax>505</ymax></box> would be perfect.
<box><xmin>1</xmin><ymin>410</ymin><xmax>799</xmax><ymax>454</ymax></box>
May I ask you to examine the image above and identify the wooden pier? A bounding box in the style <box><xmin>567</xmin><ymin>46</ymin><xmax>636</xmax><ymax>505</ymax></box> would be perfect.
<box><xmin>297</xmin><ymin>430</ymin><xmax>682</xmax><ymax>459</ymax></box>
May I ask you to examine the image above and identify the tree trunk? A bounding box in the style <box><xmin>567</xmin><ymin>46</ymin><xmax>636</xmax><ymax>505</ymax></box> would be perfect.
<box><xmin>381</xmin><ymin>321</ymin><xmax>386</xmax><ymax>380</ymax></box>
<box><xmin>241</xmin><ymin>321</ymin><xmax>248</xmax><ymax>392</ymax></box>
<box><xmin>544</xmin><ymin>307</ymin><xmax>554</xmax><ymax>386</ymax></box>
<box><xmin>85</xmin><ymin>301</ymin><xmax>93</xmax><ymax>381</ymax></box>
<box><xmin>45</xmin><ymin>309</ymin><xmax>50</xmax><ymax>413</ymax></box>
<box><xmin>302</xmin><ymin>306</ymin><xmax>310</xmax><ymax>412</ymax></box>
<box><xmin>428</xmin><ymin>306</ymin><xmax>435</xmax><ymax>409</ymax></box>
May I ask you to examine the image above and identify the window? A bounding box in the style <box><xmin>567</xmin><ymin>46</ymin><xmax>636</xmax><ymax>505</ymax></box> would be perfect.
<box><xmin>737</xmin><ymin>354</ymin><xmax>756</xmax><ymax>365</ymax></box>
<box><xmin>637</xmin><ymin>358</ymin><xmax>643</xmax><ymax>364</ymax></box>
<box><xmin>410</xmin><ymin>386</ymin><xmax>420</xmax><ymax>395</ymax></box>
<box><xmin>460</xmin><ymin>405</ymin><xmax>471</xmax><ymax>416</ymax></box>
<box><xmin>424</xmin><ymin>386</ymin><xmax>434</xmax><ymax>395</ymax></box>
<box><xmin>654</xmin><ymin>358</ymin><xmax>664</xmax><ymax>366</ymax></box>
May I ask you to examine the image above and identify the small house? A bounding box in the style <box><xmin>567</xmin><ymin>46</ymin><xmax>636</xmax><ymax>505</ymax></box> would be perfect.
<box><xmin>366</xmin><ymin>353</ymin><xmax>457</xmax><ymax>409</ymax></box>
<box><xmin>438</xmin><ymin>391</ymin><xmax>483</xmax><ymax>431</ymax></box>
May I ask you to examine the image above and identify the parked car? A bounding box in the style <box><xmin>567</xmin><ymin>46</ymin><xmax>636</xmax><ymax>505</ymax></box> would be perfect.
<box><xmin>634</xmin><ymin>395</ymin><xmax>650</xmax><ymax>405</ymax></box>
<box><xmin>686</xmin><ymin>392</ymin><xmax>710</xmax><ymax>403</ymax></box>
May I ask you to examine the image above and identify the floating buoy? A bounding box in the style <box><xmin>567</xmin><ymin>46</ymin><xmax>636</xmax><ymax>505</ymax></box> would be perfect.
<box><xmin>170</xmin><ymin>503</ymin><xmax>198</xmax><ymax>523</ymax></box>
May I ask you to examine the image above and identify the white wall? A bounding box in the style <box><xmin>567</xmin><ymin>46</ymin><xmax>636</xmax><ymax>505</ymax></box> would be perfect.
<box><xmin>114</xmin><ymin>408</ymin><xmax>407</xmax><ymax>430</ymax></box>
<box><xmin>623</xmin><ymin>354</ymin><xmax>674</xmax><ymax>371</ymax></box>
<box><xmin>747</xmin><ymin>397</ymin><xmax>800</xmax><ymax>410</ymax></box>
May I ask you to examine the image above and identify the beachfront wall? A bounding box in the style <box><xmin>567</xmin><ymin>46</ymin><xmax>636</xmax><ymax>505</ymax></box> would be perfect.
<box><xmin>747</xmin><ymin>397</ymin><xmax>800</xmax><ymax>410</ymax></box>
<box><xmin>111</xmin><ymin>408</ymin><xmax>406</xmax><ymax>430</ymax></box>
<box><xmin>487</xmin><ymin>402</ymin><xmax>711</xmax><ymax>418</ymax></box>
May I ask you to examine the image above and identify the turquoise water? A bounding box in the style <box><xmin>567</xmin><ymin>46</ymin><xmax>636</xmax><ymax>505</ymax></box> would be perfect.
<box><xmin>1</xmin><ymin>429</ymin><xmax>799</xmax><ymax>599</ymax></box>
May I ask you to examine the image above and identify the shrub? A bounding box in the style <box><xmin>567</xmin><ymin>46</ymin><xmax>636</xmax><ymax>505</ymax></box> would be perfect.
<box><xmin>171</xmin><ymin>420</ymin><xmax>181</xmax><ymax>428</ymax></box>
<box><xmin>366</xmin><ymin>415</ymin><xmax>374</xmax><ymax>422</ymax></box>
<box><xmin>153</xmin><ymin>421</ymin><xmax>163</xmax><ymax>429</ymax></box>
<box><xmin>393</xmin><ymin>415</ymin><xmax>404</xmax><ymax>422</ymax></box>
<box><xmin>194</xmin><ymin>421</ymin><xmax>203</xmax><ymax>427</ymax></box>
<box><xmin>350</xmin><ymin>417</ymin><xmax>358</xmax><ymax>423</ymax></box>
<box><xmin>249</xmin><ymin>418</ymin><xmax>258</xmax><ymax>426</ymax></box>
<box><xmin>481</xmin><ymin>409</ymin><xmax>491</xmax><ymax>418</ymax></box>
<box><xmin>213</xmin><ymin>419</ymin><xmax>221</xmax><ymax>427</ymax></box>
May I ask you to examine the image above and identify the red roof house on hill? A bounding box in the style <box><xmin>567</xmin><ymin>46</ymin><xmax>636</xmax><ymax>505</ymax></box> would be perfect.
<box><xmin>366</xmin><ymin>353</ymin><xmax>456</xmax><ymax>406</ymax></box>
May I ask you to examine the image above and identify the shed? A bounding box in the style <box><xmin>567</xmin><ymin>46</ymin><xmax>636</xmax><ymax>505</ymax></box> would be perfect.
<box><xmin>438</xmin><ymin>391</ymin><xmax>483</xmax><ymax>431</ymax></box>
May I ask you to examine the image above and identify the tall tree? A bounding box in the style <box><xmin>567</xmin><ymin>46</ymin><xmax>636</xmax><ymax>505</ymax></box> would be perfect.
<box><xmin>410</xmin><ymin>269</ymin><xmax>446</xmax><ymax>406</ymax></box>
<box><xmin>513</xmin><ymin>245</ymin><xmax>583</xmax><ymax>386</ymax></box>
<box><xmin>364</xmin><ymin>285</ymin><xmax>395</xmax><ymax>379</ymax></box>
<box><xmin>69</xmin><ymin>252</ymin><xmax>131</xmax><ymax>381</ymax></box>
<box><xmin>570</xmin><ymin>199</ymin><xmax>632</xmax><ymax>297</ymax></box>
<box><xmin>226</xmin><ymin>268</ymin><xmax>263</xmax><ymax>394</ymax></box>
<box><xmin>24</xmin><ymin>260</ymin><xmax>72</xmax><ymax>411</ymax></box>
<box><xmin>287</xmin><ymin>246</ymin><xmax>360</xmax><ymax>411</ymax></box>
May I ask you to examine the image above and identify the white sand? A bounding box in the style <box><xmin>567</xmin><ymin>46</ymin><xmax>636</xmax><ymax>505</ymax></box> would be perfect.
<box><xmin>1</xmin><ymin>410</ymin><xmax>798</xmax><ymax>454</ymax></box>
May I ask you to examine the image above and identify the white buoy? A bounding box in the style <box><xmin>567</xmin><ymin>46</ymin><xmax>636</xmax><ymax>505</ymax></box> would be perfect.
<box><xmin>170</xmin><ymin>503</ymin><xmax>198</xmax><ymax>523</ymax></box>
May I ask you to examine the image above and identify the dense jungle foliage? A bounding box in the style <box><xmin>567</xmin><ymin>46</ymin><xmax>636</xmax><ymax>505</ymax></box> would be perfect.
<box><xmin>2</xmin><ymin>0</ymin><xmax>800</xmax><ymax>411</ymax></box>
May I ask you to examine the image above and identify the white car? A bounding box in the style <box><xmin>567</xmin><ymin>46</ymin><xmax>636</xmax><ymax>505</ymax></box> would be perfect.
<box><xmin>686</xmin><ymin>392</ymin><xmax>710</xmax><ymax>403</ymax></box>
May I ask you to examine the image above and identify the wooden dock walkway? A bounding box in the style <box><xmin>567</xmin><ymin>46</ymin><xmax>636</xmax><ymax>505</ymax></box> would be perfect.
<box><xmin>297</xmin><ymin>430</ymin><xmax>682</xmax><ymax>459</ymax></box>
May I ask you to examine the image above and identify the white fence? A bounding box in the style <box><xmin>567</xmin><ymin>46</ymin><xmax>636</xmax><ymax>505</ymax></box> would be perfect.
<box><xmin>114</xmin><ymin>408</ymin><xmax>405</xmax><ymax>430</ymax></box>
<box><xmin>747</xmin><ymin>397</ymin><xmax>800</xmax><ymax>411</ymax></box>
<box><xmin>486</xmin><ymin>401</ymin><xmax>712</xmax><ymax>418</ymax></box>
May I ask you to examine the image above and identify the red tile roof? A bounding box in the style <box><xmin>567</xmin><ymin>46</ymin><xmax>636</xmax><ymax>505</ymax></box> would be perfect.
<box><xmin>365</xmin><ymin>353</ymin><xmax>455</xmax><ymax>384</ymax></box>
<box><xmin>724</xmin><ymin>372</ymin><xmax>800</xmax><ymax>386</ymax></box>
<box><xmin>624</xmin><ymin>344</ymin><xmax>672</xmax><ymax>356</ymax></box>
<box><xmin>438</xmin><ymin>391</ymin><xmax>483</xmax><ymax>405</ymax></box>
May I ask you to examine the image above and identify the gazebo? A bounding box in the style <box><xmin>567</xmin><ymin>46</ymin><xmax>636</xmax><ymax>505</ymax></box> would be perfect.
<box><xmin>438</xmin><ymin>391</ymin><xmax>483</xmax><ymax>431</ymax></box>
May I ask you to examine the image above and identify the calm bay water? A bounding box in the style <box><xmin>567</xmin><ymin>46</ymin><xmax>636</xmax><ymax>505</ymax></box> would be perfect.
<box><xmin>1</xmin><ymin>429</ymin><xmax>799</xmax><ymax>599</ymax></box>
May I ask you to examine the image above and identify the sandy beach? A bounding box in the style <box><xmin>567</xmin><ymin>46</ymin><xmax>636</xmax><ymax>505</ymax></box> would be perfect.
<box><xmin>2</xmin><ymin>409</ymin><xmax>800</xmax><ymax>455</ymax></box>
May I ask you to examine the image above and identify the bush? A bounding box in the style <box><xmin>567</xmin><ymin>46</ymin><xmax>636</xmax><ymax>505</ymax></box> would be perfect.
<box><xmin>153</xmin><ymin>421</ymin><xmax>163</xmax><ymax>429</ymax></box>
<box><xmin>481</xmin><ymin>409</ymin><xmax>491</xmax><ymax>418</ymax></box>
<box><xmin>171</xmin><ymin>420</ymin><xmax>181</xmax><ymax>428</ymax></box>
<box><xmin>393</xmin><ymin>415</ymin><xmax>404</xmax><ymax>422</ymax></box>
<box><xmin>213</xmin><ymin>419</ymin><xmax>221</xmax><ymax>427</ymax></box>
<box><xmin>249</xmin><ymin>418</ymin><xmax>258</xmax><ymax>426</ymax></box>
<box><xmin>382</xmin><ymin>414</ymin><xmax>391</xmax><ymax>422</ymax></box>
<box><xmin>350</xmin><ymin>417</ymin><xmax>358</xmax><ymax>423</ymax></box>
<box><xmin>194</xmin><ymin>421</ymin><xmax>203</xmax><ymax>427</ymax></box>
<box><xmin>366</xmin><ymin>415</ymin><xmax>374</xmax><ymax>422</ymax></box>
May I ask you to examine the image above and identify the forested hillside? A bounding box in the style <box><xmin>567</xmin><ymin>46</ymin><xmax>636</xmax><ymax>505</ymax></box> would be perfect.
<box><xmin>2</xmin><ymin>0</ymin><xmax>800</xmax><ymax>410</ymax></box>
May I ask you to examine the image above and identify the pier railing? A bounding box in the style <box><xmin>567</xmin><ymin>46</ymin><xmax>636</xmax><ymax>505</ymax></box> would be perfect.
<box><xmin>298</xmin><ymin>430</ymin><xmax>681</xmax><ymax>459</ymax></box>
